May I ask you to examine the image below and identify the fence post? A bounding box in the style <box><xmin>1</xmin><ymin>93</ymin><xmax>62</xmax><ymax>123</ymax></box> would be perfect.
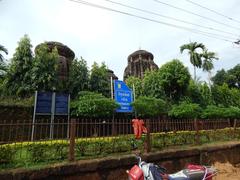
<box><xmin>194</xmin><ymin>118</ymin><xmax>200</xmax><ymax>145</ymax></box>
<box><xmin>145</xmin><ymin>119</ymin><xmax>151</xmax><ymax>153</ymax></box>
<box><xmin>69</xmin><ymin>118</ymin><xmax>76</xmax><ymax>162</ymax></box>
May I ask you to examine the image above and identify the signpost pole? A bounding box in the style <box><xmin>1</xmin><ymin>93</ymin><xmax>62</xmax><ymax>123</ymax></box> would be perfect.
<box><xmin>50</xmin><ymin>92</ymin><xmax>56</xmax><ymax>139</ymax></box>
<box><xmin>67</xmin><ymin>94</ymin><xmax>70</xmax><ymax>138</ymax></box>
<box><xmin>111</xmin><ymin>77</ymin><xmax>113</xmax><ymax>99</ymax></box>
<box><xmin>31</xmin><ymin>91</ymin><xmax>38</xmax><ymax>141</ymax></box>
<box><xmin>132</xmin><ymin>84</ymin><xmax>137</xmax><ymax>118</ymax></box>
<box><xmin>111</xmin><ymin>77</ymin><xmax>115</xmax><ymax>135</ymax></box>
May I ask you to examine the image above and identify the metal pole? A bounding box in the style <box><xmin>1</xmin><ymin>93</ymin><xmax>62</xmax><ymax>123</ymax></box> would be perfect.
<box><xmin>31</xmin><ymin>91</ymin><xmax>38</xmax><ymax>141</ymax></box>
<box><xmin>69</xmin><ymin>118</ymin><xmax>76</xmax><ymax>161</ymax></box>
<box><xmin>111</xmin><ymin>77</ymin><xmax>113</xmax><ymax>99</ymax></box>
<box><xmin>133</xmin><ymin>84</ymin><xmax>137</xmax><ymax>118</ymax></box>
<box><xmin>67</xmin><ymin>94</ymin><xmax>70</xmax><ymax>138</ymax></box>
<box><xmin>50</xmin><ymin>92</ymin><xmax>56</xmax><ymax>139</ymax></box>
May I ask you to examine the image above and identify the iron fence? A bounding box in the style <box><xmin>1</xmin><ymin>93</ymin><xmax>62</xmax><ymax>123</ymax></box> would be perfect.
<box><xmin>0</xmin><ymin>117</ymin><xmax>239</xmax><ymax>143</ymax></box>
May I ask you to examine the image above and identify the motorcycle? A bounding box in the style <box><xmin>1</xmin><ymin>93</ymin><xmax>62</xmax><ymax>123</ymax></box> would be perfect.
<box><xmin>126</xmin><ymin>155</ymin><xmax>217</xmax><ymax>180</ymax></box>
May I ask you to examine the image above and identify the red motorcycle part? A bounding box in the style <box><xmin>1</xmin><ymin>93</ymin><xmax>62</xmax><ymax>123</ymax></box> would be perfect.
<box><xmin>127</xmin><ymin>165</ymin><xmax>144</xmax><ymax>180</ymax></box>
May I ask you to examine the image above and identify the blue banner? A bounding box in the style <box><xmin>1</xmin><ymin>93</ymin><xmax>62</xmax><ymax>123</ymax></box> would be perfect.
<box><xmin>55</xmin><ymin>93</ymin><xmax>69</xmax><ymax>115</ymax></box>
<box><xmin>114</xmin><ymin>80</ymin><xmax>133</xmax><ymax>112</ymax></box>
<box><xmin>36</xmin><ymin>92</ymin><xmax>52</xmax><ymax>114</ymax></box>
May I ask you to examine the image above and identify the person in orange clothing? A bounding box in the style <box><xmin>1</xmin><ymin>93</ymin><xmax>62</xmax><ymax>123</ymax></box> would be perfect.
<box><xmin>132</xmin><ymin>118</ymin><xmax>147</xmax><ymax>139</ymax></box>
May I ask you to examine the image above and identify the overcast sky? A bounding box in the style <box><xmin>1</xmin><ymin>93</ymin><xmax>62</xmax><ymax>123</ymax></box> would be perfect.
<box><xmin>1</xmin><ymin>0</ymin><xmax>240</xmax><ymax>81</ymax></box>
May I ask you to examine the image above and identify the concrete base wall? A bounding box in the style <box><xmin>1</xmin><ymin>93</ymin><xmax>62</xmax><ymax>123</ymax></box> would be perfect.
<box><xmin>1</xmin><ymin>141</ymin><xmax>240</xmax><ymax>180</ymax></box>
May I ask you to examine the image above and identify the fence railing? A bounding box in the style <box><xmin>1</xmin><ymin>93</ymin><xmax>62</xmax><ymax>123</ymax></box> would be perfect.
<box><xmin>0</xmin><ymin>117</ymin><xmax>239</xmax><ymax>143</ymax></box>
<box><xmin>0</xmin><ymin>118</ymin><xmax>240</xmax><ymax>169</ymax></box>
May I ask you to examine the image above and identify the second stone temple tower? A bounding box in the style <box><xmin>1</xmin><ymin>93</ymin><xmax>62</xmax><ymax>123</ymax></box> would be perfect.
<box><xmin>123</xmin><ymin>49</ymin><xmax>158</xmax><ymax>81</ymax></box>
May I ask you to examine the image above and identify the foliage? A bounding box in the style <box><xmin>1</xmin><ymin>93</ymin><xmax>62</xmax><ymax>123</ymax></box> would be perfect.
<box><xmin>68</xmin><ymin>57</ymin><xmax>89</xmax><ymax>98</ymax></box>
<box><xmin>227</xmin><ymin>64</ymin><xmax>240</xmax><ymax>88</ymax></box>
<box><xmin>2</xmin><ymin>35</ymin><xmax>34</xmax><ymax>97</ymax></box>
<box><xmin>31</xmin><ymin>43</ymin><xmax>59</xmax><ymax>91</ymax></box>
<box><xmin>168</xmin><ymin>101</ymin><xmax>202</xmax><ymax>119</ymax></box>
<box><xmin>1</xmin><ymin>128</ymin><xmax>240</xmax><ymax>170</ymax></box>
<box><xmin>201</xmin><ymin>49</ymin><xmax>218</xmax><ymax>73</ymax></box>
<box><xmin>186</xmin><ymin>81</ymin><xmax>213</xmax><ymax>107</ymax></box>
<box><xmin>212</xmin><ymin>64</ymin><xmax>240</xmax><ymax>88</ymax></box>
<box><xmin>71</xmin><ymin>91</ymin><xmax>119</xmax><ymax>117</ymax></box>
<box><xmin>142</xmin><ymin>70</ymin><xmax>165</xmax><ymax>99</ymax></box>
<box><xmin>0</xmin><ymin>44</ymin><xmax>8</xmax><ymax>62</ymax></box>
<box><xmin>211</xmin><ymin>83</ymin><xmax>240</xmax><ymax>107</ymax></box>
<box><xmin>158</xmin><ymin>59</ymin><xmax>191</xmax><ymax>102</ymax></box>
<box><xmin>0</xmin><ymin>96</ymin><xmax>33</xmax><ymax>107</ymax></box>
<box><xmin>180</xmin><ymin>42</ymin><xmax>205</xmax><ymax>80</ymax></box>
<box><xmin>211</xmin><ymin>69</ymin><xmax>227</xmax><ymax>86</ymax></box>
<box><xmin>89</xmin><ymin>62</ymin><xmax>110</xmax><ymax>97</ymax></box>
<box><xmin>201</xmin><ymin>105</ymin><xmax>240</xmax><ymax>119</ymax></box>
<box><xmin>132</xmin><ymin>96</ymin><xmax>166</xmax><ymax>117</ymax></box>
<box><xmin>125</xmin><ymin>76</ymin><xmax>143</xmax><ymax>98</ymax></box>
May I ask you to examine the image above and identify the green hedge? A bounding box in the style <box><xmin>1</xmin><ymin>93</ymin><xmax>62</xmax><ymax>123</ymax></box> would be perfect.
<box><xmin>1</xmin><ymin>128</ymin><xmax>240</xmax><ymax>170</ymax></box>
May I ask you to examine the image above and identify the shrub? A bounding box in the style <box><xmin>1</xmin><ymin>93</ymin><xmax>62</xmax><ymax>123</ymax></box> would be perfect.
<box><xmin>71</xmin><ymin>91</ymin><xmax>119</xmax><ymax>117</ymax></box>
<box><xmin>168</xmin><ymin>101</ymin><xmax>202</xmax><ymax>119</ymax></box>
<box><xmin>132</xmin><ymin>96</ymin><xmax>166</xmax><ymax>118</ymax></box>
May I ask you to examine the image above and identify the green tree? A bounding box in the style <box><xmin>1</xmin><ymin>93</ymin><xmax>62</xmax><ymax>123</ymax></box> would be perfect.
<box><xmin>31</xmin><ymin>43</ymin><xmax>59</xmax><ymax>91</ymax></box>
<box><xmin>227</xmin><ymin>64</ymin><xmax>240</xmax><ymax>88</ymax></box>
<box><xmin>201</xmin><ymin>49</ymin><xmax>218</xmax><ymax>85</ymax></box>
<box><xmin>71</xmin><ymin>91</ymin><xmax>119</xmax><ymax>117</ymax></box>
<box><xmin>132</xmin><ymin>96</ymin><xmax>166</xmax><ymax>118</ymax></box>
<box><xmin>89</xmin><ymin>62</ymin><xmax>110</xmax><ymax>97</ymax></box>
<box><xmin>211</xmin><ymin>69</ymin><xmax>227</xmax><ymax>86</ymax></box>
<box><xmin>125</xmin><ymin>76</ymin><xmax>142</xmax><ymax>98</ymax></box>
<box><xmin>0</xmin><ymin>44</ymin><xmax>8</xmax><ymax>62</ymax></box>
<box><xmin>3</xmin><ymin>35</ymin><xmax>33</xmax><ymax>97</ymax></box>
<box><xmin>158</xmin><ymin>59</ymin><xmax>191</xmax><ymax>102</ymax></box>
<box><xmin>168</xmin><ymin>101</ymin><xmax>202</xmax><ymax>119</ymax></box>
<box><xmin>142</xmin><ymin>70</ymin><xmax>165</xmax><ymax>99</ymax></box>
<box><xmin>68</xmin><ymin>57</ymin><xmax>89</xmax><ymax>98</ymax></box>
<box><xmin>180</xmin><ymin>42</ymin><xmax>205</xmax><ymax>80</ymax></box>
<box><xmin>211</xmin><ymin>83</ymin><xmax>240</xmax><ymax>107</ymax></box>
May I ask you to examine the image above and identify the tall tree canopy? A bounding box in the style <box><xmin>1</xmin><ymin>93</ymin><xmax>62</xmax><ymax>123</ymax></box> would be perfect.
<box><xmin>201</xmin><ymin>49</ymin><xmax>218</xmax><ymax>85</ymax></box>
<box><xmin>125</xmin><ymin>76</ymin><xmax>143</xmax><ymax>99</ymax></box>
<box><xmin>180</xmin><ymin>42</ymin><xmax>205</xmax><ymax>80</ymax></box>
<box><xmin>68</xmin><ymin>57</ymin><xmax>89</xmax><ymax>98</ymax></box>
<box><xmin>3</xmin><ymin>35</ymin><xmax>33</xmax><ymax>97</ymax></box>
<box><xmin>0</xmin><ymin>44</ymin><xmax>8</xmax><ymax>62</ymax></box>
<box><xmin>212</xmin><ymin>64</ymin><xmax>240</xmax><ymax>88</ymax></box>
<box><xmin>158</xmin><ymin>59</ymin><xmax>191</xmax><ymax>102</ymax></box>
<box><xmin>31</xmin><ymin>43</ymin><xmax>59</xmax><ymax>92</ymax></box>
<box><xmin>89</xmin><ymin>62</ymin><xmax>110</xmax><ymax>97</ymax></box>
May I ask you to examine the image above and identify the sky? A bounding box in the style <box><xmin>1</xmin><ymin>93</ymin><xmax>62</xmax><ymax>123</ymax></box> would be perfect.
<box><xmin>1</xmin><ymin>0</ymin><xmax>240</xmax><ymax>81</ymax></box>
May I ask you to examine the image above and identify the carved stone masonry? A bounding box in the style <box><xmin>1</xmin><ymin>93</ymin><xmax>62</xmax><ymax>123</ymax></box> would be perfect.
<box><xmin>123</xmin><ymin>50</ymin><xmax>158</xmax><ymax>81</ymax></box>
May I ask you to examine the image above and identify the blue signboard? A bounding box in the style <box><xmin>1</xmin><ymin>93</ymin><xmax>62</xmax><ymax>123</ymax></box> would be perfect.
<box><xmin>114</xmin><ymin>80</ymin><xmax>133</xmax><ymax>112</ymax></box>
<box><xmin>55</xmin><ymin>93</ymin><xmax>69</xmax><ymax>115</ymax></box>
<box><xmin>36</xmin><ymin>92</ymin><xmax>52</xmax><ymax>114</ymax></box>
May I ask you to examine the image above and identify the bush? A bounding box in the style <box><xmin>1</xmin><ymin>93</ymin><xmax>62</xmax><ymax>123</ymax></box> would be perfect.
<box><xmin>201</xmin><ymin>106</ymin><xmax>240</xmax><ymax>119</ymax></box>
<box><xmin>71</xmin><ymin>91</ymin><xmax>119</xmax><ymax>117</ymax></box>
<box><xmin>168</xmin><ymin>101</ymin><xmax>202</xmax><ymax>119</ymax></box>
<box><xmin>132</xmin><ymin>96</ymin><xmax>166</xmax><ymax>118</ymax></box>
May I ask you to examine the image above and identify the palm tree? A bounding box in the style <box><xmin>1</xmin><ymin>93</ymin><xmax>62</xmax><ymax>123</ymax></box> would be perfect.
<box><xmin>0</xmin><ymin>44</ymin><xmax>8</xmax><ymax>62</ymax></box>
<box><xmin>201</xmin><ymin>49</ymin><xmax>218</xmax><ymax>85</ymax></box>
<box><xmin>180</xmin><ymin>42</ymin><xmax>205</xmax><ymax>81</ymax></box>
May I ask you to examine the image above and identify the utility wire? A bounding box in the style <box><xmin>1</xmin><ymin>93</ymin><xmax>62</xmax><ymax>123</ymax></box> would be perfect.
<box><xmin>104</xmin><ymin>0</ymin><xmax>239</xmax><ymax>38</ymax></box>
<box><xmin>153</xmin><ymin>0</ymin><xmax>240</xmax><ymax>31</ymax></box>
<box><xmin>69</xmin><ymin>0</ymin><xmax>234</xmax><ymax>42</ymax></box>
<box><xmin>185</xmin><ymin>0</ymin><xmax>240</xmax><ymax>24</ymax></box>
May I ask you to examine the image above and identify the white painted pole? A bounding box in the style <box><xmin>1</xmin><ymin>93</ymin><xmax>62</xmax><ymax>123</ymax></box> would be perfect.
<box><xmin>31</xmin><ymin>91</ymin><xmax>38</xmax><ymax>141</ymax></box>
<box><xmin>111</xmin><ymin>76</ymin><xmax>113</xmax><ymax>99</ymax></box>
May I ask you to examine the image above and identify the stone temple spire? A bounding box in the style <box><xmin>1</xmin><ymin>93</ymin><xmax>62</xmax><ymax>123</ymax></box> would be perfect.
<box><xmin>123</xmin><ymin>49</ymin><xmax>158</xmax><ymax>81</ymax></box>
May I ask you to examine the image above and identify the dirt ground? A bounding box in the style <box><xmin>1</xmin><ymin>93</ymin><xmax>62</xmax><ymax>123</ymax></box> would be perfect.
<box><xmin>213</xmin><ymin>162</ymin><xmax>240</xmax><ymax>180</ymax></box>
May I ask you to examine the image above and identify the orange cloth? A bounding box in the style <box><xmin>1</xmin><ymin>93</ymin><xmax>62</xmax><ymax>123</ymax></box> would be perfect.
<box><xmin>132</xmin><ymin>119</ymin><xmax>148</xmax><ymax>139</ymax></box>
